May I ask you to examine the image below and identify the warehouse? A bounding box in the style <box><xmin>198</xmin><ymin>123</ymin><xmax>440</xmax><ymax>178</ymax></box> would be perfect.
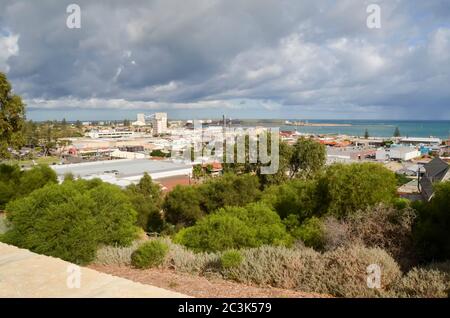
<box><xmin>51</xmin><ymin>159</ymin><xmax>193</xmax><ymax>187</ymax></box>
<box><xmin>376</xmin><ymin>146</ymin><xmax>421</xmax><ymax>161</ymax></box>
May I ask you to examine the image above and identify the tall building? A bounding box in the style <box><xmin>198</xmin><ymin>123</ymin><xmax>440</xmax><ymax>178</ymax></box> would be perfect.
<box><xmin>132</xmin><ymin>113</ymin><xmax>146</xmax><ymax>126</ymax></box>
<box><xmin>152</xmin><ymin>112</ymin><xmax>168</xmax><ymax>135</ymax></box>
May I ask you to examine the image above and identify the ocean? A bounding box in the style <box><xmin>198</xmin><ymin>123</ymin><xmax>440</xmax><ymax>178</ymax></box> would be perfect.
<box><xmin>272</xmin><ymin>120</ymin><xmax>450</xmax><ymax>139</ymax></box>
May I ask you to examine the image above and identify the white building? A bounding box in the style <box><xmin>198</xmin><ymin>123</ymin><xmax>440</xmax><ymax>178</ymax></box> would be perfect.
<box><xmin>51</xmin><ymin>159</ymin><xmax>193</xmax><ymax>187</ymax></box>
<box><xmin>132</xmin><ymin>113</ymin><xmax>146</xmax><ymax>126</ymax></box>
<box><xmin>110</xmin><ymin>149</ymin><xmax>147</xmax><ymax>159</ymax></box>
<box><xmin>400</xmin><ymin>137</ymin><xmax>442</xmax><ymax>146</ymax></box>
<box><xmin>152</xmin><ymin>112</ymin><xmax>168</xmax><ymax>135</ymax></box>
<box><xmin>376</xmin><ymin>146</ymin><xmax>421</xmax><ymax>161</ymax></box>
<box><xmin>87</xmin><ymin>130</ymin><xmax>134</xmax><ymax>139</ymax></box>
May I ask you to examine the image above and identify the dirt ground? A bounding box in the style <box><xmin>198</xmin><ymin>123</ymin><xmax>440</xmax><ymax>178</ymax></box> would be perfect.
<box><xmin>89</xmin><ymin>264</ymin><xmax>328</xmax><ymax>298</ymax></box>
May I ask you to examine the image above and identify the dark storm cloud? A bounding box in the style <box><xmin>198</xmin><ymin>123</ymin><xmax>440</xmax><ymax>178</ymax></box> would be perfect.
<box><xmin>0</xmin><ymin>0</ymin><xmax>449</xmax><ymax>119</ymax></box>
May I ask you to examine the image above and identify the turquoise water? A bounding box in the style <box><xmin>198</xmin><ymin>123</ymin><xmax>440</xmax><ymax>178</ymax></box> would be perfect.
<box><xmin>275</xmin><ymin>120</ymin><xmax>450</xmax><ymax>139</ymax></box>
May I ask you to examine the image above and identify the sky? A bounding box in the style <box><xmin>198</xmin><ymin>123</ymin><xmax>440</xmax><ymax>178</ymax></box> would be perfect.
<box><xmin>0</xmin><ymin>0</ymin><xmax>449</xmax><ymax>121</ymax></box>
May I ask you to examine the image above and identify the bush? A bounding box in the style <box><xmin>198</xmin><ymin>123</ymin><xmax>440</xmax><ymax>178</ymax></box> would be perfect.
<box><xmin>94</xmin><ymin>241</ymin><xmax>143</xmax><ymax>266</ymax></box>
<box><xmin>131</xmin><ymin>240</ymin><xmax>169</xmax><ymax>269</ymax></box>
<box><xmin>321</xmin><ymin>204</ymin><xmax>417</xmax><ymax>269</ymax></box>
<box><xmin>221</xmin><ymin>250</ymin><xmax>244</xmax><ymax>269</ymax></box>
<box><xmin>391</xmin><ymin>267</ymin><xmax>450</xmax><ymax>298</ymax></box>
<box><xmin>221</xmin><ymin>245</ymin><xmax>327</xmax><ymax>292</ymax></box>
<box><xmin>174</xmin><ymin>203</ymin><xmax>291</xmax><ymax>252</ymax></box>
<box><xmin>318</xmin><ymin>163</ymin><xmax>397</xmax><ymax>218</ymax></box>
<box><xmin>0</xmin><ymin>164</ymin><xmax>57</xmax><ymax>209</ymax></box>
<box><xmin>3</xmin><ymin>180</ymin><xmax>138</xmax><ymax>264</ymax></box>
<box><xmin>163</xmin><ymin>239</ymin><xmax>219</xmax><ymax>274</ymax></box>
<box><xmin>322</xmin><ymin>216</ymin><xmax>349</xmax><ymax>251</ymax></box>
<box><xmin>292</xmin><ymin>217</ymin><xmax>325</xmax><ymax>250</ymax></box>
<box><xmin>0</xmin><ymin>214</ymin><xmax>9</xmax><ymax>234</ymax></box>
<box><xmin>413</xmin><ymin>181</ymin><xmax>450</xmax><ymax>261</ymax></box>
<box><xmin>163</xmin><ymin>185</ymin><xmax>204</xmax><ymax>227</ymax></box>
<box><xmin>323</xmin><ymin>244</ymin><xmax>402</xmax><ymax>297</ymax></box>
<box><xmin>125</xmin><ymin>173</ymin><xmax>163</xmax><ymax>232</ymax></box>
<box><xmin>199</xmin><ymin>173</ymin><xmax>261</xmax><ymax>214</ymax></box>
<box><xmin>174</xmin><ymin>213</ymin><xmax>257</xmax><ymax>252</ymax></box>
<box><xmin>344</xmin><ymin>204</ymin><xmax>416</xmax><ymax>269</ymax></box>
<box><xmin>262</xmin><ymin>179</ymin><xmax>320</xmax><ymax>221</ymax></box>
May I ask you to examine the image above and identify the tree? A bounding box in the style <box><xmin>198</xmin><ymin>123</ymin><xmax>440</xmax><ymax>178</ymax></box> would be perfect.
<box><xmin>0</xmin><ymin>164</ymin><xmax>57</xmax><ymax>209</ymax></box>
<box><xmin>0</xmin><ymin>72</ymin><xmax>26</xmax><ymax>158</ymax></box>
<box><xmin>16</xmin><ymin>164</ymin><xmax>58</xmax><ymax>197</ymax></box>
<box><xmin>262</xmin><ymin>179</ymin><xmax>320</xmax><ymax>221</ymax></box>
<box><xmin>289</xmin><ymin>137</ymin><xmax>326</xmax><ymax>179</ymax></box>
<box><xmin>163</xmin><ymin>185</ymin><xmax>204</xmax><ymax>227</ymax></box>
<box><xmin>290</xmin><ymin>216</ymin><xmax>325</xmax><ymax>250</ymax></box>
<box><xmin>318</xmin><ymin>163</ymin><xmax>398</xmax><ymax>217</ymax></box>
<box><xmin>192</xmin><ymin>164</ymin><xmax>205</xmax><ymax>179</ymax></box>
<box><xmin>174</xmin><ymin>202</ymin><xmax>291</xmax><ymax>252</ymax></box>
<box><xmin>199</xmin><ymin>173</ymin><xmax>261</xmax><ymax>213</ymax></box>
<box><xmin>413</xmin><ymin>181</ymin><xmax>450</xmax><ymax>261</ymax></box>
<box><xmin>394</xmin><ymin>127</ymin><xmax>401</xmax><ymax>137</ymax></box>
<box><xmin>23</xmin><ymin>120</ymin><xmax>39</xmax><ymax>148</ymax></box>
<box><xmin>150</xmin><ymin>149</ymin><xmax>169</xmax><ymax>158</ymax></box>
<box><xmin>258</xmin><ymin>141</ymin><xmax>292</xmax><ymax>187</ymax></box>
<box><xmin>364</xmin><ymin>129</ymin><xmax>370</xmax><ymax>139</ymax></box>
<box><xmin>2</xmin><ymin>180</ymin><xmax>138</xmax><ymax>264</ymax></box>
<box><xmin>125</xmin><ymin>173</ymin><xmax>163</xmax><ymax>232</ymax></box>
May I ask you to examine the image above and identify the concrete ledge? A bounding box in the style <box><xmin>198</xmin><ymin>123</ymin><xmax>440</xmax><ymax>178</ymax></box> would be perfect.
<box><xmin>0</xmin><ymin>243</ymin><xmax>188</xmax><ymax>298</ymax></box>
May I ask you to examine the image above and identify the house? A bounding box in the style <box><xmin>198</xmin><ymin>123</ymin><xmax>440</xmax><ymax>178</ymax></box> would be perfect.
<box><xmin>419</xmin><ymin>157</ymin><xmax>450</xmax><ymax>200</ymax></box>
<box><xmin>202</xmin><ymin>162</ymin><xmax>223</xmax><ymax>176</ymax></box>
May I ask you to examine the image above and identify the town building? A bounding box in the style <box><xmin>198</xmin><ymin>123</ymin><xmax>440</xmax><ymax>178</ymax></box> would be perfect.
<box><xmin>87</xmin><ymin>130</ymin><xmax>135</xmax><ymax>139</ymax></box>
<box><xmin>151</xmin><ymin>113</ymin><xmax>168</xmax><ymax>135</ymax></box>
<box><xmin>419</xmin><ymin>157</ymin><xmax>450</xmax><ymax>200</ymax></box>
<box><xmin>51</xmin><ymin>158</ymin><xmax>193</xmax><ymax>187</ymax></box>
<box><xmin>326</xmin><ymin>147</ymin><xmax>377</xmax><ymax>164</ymax></box>
<box><xmin>376</xmin><ymin>146</ymin><xmax>421</xmax><ymax>161</ymax></box>
<box><xmin>132</xmin><ymin>113</ymin><xmax>147</xmax><ymax>126</ymax></box>
<box><xmin>400</xmin><ymin>137</ymin><xmax>442</xmax><ymax>146</ymax></box>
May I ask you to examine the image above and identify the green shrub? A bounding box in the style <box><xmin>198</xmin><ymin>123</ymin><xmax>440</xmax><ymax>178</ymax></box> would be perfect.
<box><xmin>262</xmin><ymin>179</ymin><xmax>319</xmax><ymax>221</ymax></box>
<box><xmin>199</xmin><ymin>173</ymin><xmax>261</xmax><ymax>214</ymax></box>
<box><xmin>413</xmin><ymin>181</ymin><xmax>450</xmax><ymax>261</ymax></box>
<box><xmin>174</xmin><ymin>203</ymin><xmax>291</xmax><ymax>252</ymax></box>
<box><xmin>221</xmin><ymin>250</ymin><xmax>244</xmax><ymax>269</ymax></box>
<box><xmin>131</xmin><ymin>240</ymin><xmax>169</xmax><ymax>269</ymax></box>
<box><xmin>163</xmin><ymin>185</ymin><xmax>204</xmax><ymax>227</ymax></box>
<box><xmin>0</xmin><ymin>164</ymin><xmax>57</xmax><ymax>209</ymax></box>
<box><xmin>3</xmin><ymin>180</ymin><xmax>138</xmax><ymax>264</ymax></box>
<box><xmin>292</xmin><ymin>217</ymin><xmax>325</xmax><ymax>250</ymax></box>
<box><xmin>125</xmin><ymin>173</ymin><xmax>163</xmax><ymax>232</ymax></box>
<box><xmin>318</xmin><ymin>163</ymin><xmax>397</xmax><ymax>218</ymax></box>
<box><xmin>174</xmin><ymin>213</ymin><xmax>256</xmax><ymax>252</ymax></box>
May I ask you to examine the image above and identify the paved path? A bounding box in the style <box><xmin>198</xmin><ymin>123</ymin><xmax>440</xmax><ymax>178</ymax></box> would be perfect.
<box><xmin>0</xmin><ymin>243</ymin><xmax>188</xmax><ymax>298</ymax></box>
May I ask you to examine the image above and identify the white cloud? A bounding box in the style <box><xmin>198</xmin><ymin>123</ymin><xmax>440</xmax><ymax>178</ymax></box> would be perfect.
<box><xmin>0</xmin><ymin>33</ymin><xmax>19</xmax><ymax>72</ymax></box>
